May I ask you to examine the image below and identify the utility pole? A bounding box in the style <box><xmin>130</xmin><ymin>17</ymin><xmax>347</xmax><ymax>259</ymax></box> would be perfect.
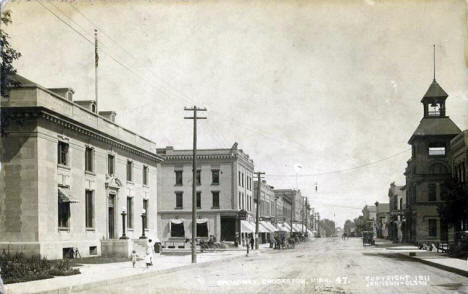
<box><xmin>254</xmin><ymin>171</ymin><xmax>265</xmax><ymax>249</ymax></box>
<box><xmin>184</xmin><ymin>106</ymin><xmax>207</xmax><ymax>264</ymax></box>
<box><xmin>94</xmin><ymin>29</ymin><xmax>99</xmax><ymax>112</ymax></box>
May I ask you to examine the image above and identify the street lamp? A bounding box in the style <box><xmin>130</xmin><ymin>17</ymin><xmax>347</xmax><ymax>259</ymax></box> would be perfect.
<box><xmin>120</xmin><ymin>207</ymin><xmax>129</xmax><ymax>240</ymax></box>
<box><xmin>140</xmin><ymin>208</ymin><xmax>147</xmax><ymax>239</ymax></box>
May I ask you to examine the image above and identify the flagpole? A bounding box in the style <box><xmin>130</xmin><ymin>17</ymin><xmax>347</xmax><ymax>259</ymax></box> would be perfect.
<box><xmin>94</xmin><ymin>29</ymin><xmax>98</xmax><ymax>112</ymax></box>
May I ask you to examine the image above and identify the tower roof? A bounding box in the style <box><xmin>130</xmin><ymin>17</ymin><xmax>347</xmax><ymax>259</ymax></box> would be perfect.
<box><xmin>408</xmin><ymin>117</ymin><xmax>461</xmax><ymax>144</ymax></box>
<box><xmin>421</xmin><ymin>79</ymin><xmax>448</xmax><ymax>102</ymax></box>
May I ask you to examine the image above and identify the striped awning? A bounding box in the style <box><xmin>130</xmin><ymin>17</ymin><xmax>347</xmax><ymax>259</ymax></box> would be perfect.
<box><xmin>241</xmin><ymin>220</ymin><xmax>255</xmax><ymax>233</ymax></box>
<box><xmin>58</xmin><ymin>189</ymin><xmax>79</xmax><ymax>203</ymax></box>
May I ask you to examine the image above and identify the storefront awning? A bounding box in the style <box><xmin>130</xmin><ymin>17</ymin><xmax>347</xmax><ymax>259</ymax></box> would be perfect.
<box><xmin>170</xmin><ymin>219</ymin><xmax>184</xmax><ymax>224</ymax></box>
<box><xmin>259</xmin><ymin>221</ymin><xmax>276</xmax><ymax>233</ymax></box>
<box><xmin>241</xmin><ymin>220</ymin><xmax>255</xmax><ymax>233</ymax></box>
<box><xmin>276</xmin><ymin>223</ymin><xmax>288</xmax><ymax>232</ymax></box>
<box><xmin>58</xmin><ymin>189</ymin><xmax>79</xmax><ymax>203</ymax></box>
<box><xmin>283</xmin><ymin>223</ymin><xmax>292</xmax><ymax>232</ymax></box>
<box><xmin>196</xmin><ymin>218</ymin><xmax>208</xmax><ymax>224</ymax></box>
<box><xmin>293</xmin><ymin>224</ymin><xmax>304</xmax><ymax>232</ymax></box>
<box><xmin>258</xmin><ymin>221</ymin><xmax>270</xmax><ymax>233</ymax></box>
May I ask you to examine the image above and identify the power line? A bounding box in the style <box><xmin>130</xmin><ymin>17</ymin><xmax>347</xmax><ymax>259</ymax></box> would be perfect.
<box><xmin>267</xmin><ymin>148</ymin><xmax>410</xmax><ymax>177</ymax></box>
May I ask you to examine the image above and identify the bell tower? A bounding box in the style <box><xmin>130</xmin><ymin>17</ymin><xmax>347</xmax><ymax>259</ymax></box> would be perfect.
<box><xmin>421</xmin><ymin>80</ymin><xmax>447</xmax><ymax>118</ymax></box>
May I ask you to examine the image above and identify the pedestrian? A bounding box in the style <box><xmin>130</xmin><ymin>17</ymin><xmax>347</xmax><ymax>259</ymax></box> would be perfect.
<box><xmin>144</xmin><ymin>251</ymin><xmax>152</xmax><ymax>268</ymax></box>
<box><xmin>250</xmin><ymin>235</ymin><xmax>254</xmax><ymax>250</ymax></box>
<box><xmin>131</xmin><ymin>250</ymin><xmax>137</xmax><ymax>268</ymax></box>
<box><xmin>146</xmin><ymin>239</ymin><xmax>154</xmax><ymax>266</ymax></box>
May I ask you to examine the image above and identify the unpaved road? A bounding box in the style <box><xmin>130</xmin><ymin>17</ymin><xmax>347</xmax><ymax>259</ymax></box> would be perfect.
<box><xmin>76</xmin><ymin>237</ymin><xmax>468</xmax><ymax>294</ymax></box>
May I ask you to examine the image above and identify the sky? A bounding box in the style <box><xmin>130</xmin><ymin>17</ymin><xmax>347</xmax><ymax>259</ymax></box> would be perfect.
<box><xmin>3</xmin><ymin>0</ymin><xmax>468</xmax><ymax>227</ymax></box>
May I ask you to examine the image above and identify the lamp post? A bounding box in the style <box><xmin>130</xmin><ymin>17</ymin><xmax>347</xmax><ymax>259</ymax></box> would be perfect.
<box><xmin>120</xmin><ymin>207</ymin><xmax>128</xmax><ymax>239</ymax></box>
<box><xmin>140</xmin><ymin>208</ymin><xmax>147</xmax><ymax>239</ymax></box>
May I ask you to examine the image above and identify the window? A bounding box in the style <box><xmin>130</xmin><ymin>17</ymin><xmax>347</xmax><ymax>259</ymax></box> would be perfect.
<box><xmin>85</xmin><ymin>147</ymin><xmax>94</xmax><ymax>172</ymax></box>
<box><xmin>197</xmin><ymin>222</ymin><xmax>208</xmax><ymax>237</ymax></box>
<box><xmin>196</xmin><ymin>191</ymin><xmax>201</xmax><ymax>209</ymax></box>
<box><xmin>242</xmin><ymin>173</ymin><xmax>244</xmax><ymax>187</ymax></box>
<box><xmin>85</xmin><ymin>190</ymin><xmax>94</xmax><ymax>228</ymax></box>
<box><xmin>428</xmin><ymin>103</ymin><xmax>441</xmax><ymax>116</ymax></box>
<box><xmin>238</xmin><ymin>171</ymin><xmax>241</xmax><ymax>186</ymax></box>
<box><xmin>126</xmin><ymin>161</ymin><xmax>133</xmax><ymax>181</ymax></box>
<box><xmin>58</xmin><ymin>141</ymin><xmax>69</xmax><ymax>166</ymax></box>
<box><xmin>143</xmin><ymin>166</ymin><xmax>149</xmax><ymax>186</ymax></box>
<box><xmin>440</xmin><ymin>185</ymin><xmax>448</xmax><ymax>201</ymax></box>
<box><xmin>196</xmin><ymin>169</ymin><xmax>201</xmax><ymax>185</ymax></box>
<box><xmin>399</xmin><ymin>198</ymin><xmax>403</xmax><ymax>210</ymax></box>
<box><xmin>211</xmin><ymin>170</ymin><xmax>220</xmax><ymax>185</ymax></box>
<box><xmin>212</xmin><ymin>191</ymin><xmax>220</xmax><ymax>208</ymax></box>
<box><xmin>143</xmin><ymin>199</ymin><xmax>148</xmax><ymax>229</ymax></box>
<box><xmin>175</xmin><ymin>192</ymin><xmax>183</xmax><ymax>209</ymax></box>
<box><xmin>127</xmin><ymin>197</ymin><xmax>133</xmax><ymax>229</ymax></box>
<box><xmin>107</xmin><ymin>154</ymin><xmax>115</xmax><ymax>175</ymax></box>
<box><xmin>238</xmin><ymin>192</ymin><xmax>241</xmax><ymax>208</ymax></box>
<box><xmin>428</xmin><ymin>219</ymin><xmax>437</xmax><ymax>237</ymax></box>
<box><xmin>175</xmin><ymin>170</ymin><xmax>183</xmax><ymax>186</ymax></box>
<box><xmin>428</xmin><ymin>146</ymin><xmax>445</xmax><ymax>156</ymax></box>
<box><xmin>58</xmin><ymin>198</ymin><xmax>70</xmax><ymax>228</ymax></box>
<box><xmin>428</xmin><ymin>183</ymin><xmax>437</xmax><ymax>201</ymax></box>
<box><xmin>171</xmin><ymin>222</ymin><xmax>185</xmax><ymax>237</ymax></box>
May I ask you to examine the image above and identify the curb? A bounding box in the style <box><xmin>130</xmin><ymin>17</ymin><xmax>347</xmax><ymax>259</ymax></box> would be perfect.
<box><xmin>397</xmin><ymin>253</ymin><xmax>468</xmax><ymax>278</ymax></box>
<box><xmin>18</xmin><ymin>250</ymin><xmax>266</xmax><ymax>294</ymax></box>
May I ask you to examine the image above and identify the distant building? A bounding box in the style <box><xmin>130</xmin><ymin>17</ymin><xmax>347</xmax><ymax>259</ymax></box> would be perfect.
<box><xmin>273</xmin><ymin>189</ymin><xmax>306</xmax><ymax>233</ymax></box>
<box><xmin>375</xmin><ymin>202</ymin><xmax>390</xmax><ymax>239</ymax></box>
<box><xmin>388</xmin><ymin>183</ymin><xmax>407</xmax><ymax>242</ymax></box>
<box><xmin>405</xmin><ymin>78</ymin><xmax>461</xmax><ymax>243</ymax></box>
<box><xmin>253</xmin><ymin>180</ymin><xmax>277</xmax><ymax>243</ymax></box>
<box><xmin>0</xmin><ymin>75</ymin><xmax>162</xmax><ymax>259</ymax></box>
<box><xmin>156</xmin><ymin>144</ymin><xmax>255</xmax><ymax>246</ymax></box>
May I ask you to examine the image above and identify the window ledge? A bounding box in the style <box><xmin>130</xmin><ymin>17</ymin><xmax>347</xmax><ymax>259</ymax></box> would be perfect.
<box><xmin>58</xmin><ymin>164</ymin><xmax>70</xmax><ymax>170</ymax></box>
<box><xmin>85</xmin><ymin>171</ymin><xmax>96</xmax><ymax>176</ymax></box>
<box><xmin>127</xmin><ymin>181</ymin><xmax>134</xmax><ymax>185</ymax></box>
<box><xmin>58</xmin><ymin>227</ymin><xmax>70</xmax><ymax>232</ymax></box>
<box><xmin>174</xmin><ymin>184</ymin><xmax>183</xmax><ymax>186</ymax></box>
<box><xmin>143</xmin><ymin>184</ymin><xmax>149</xmax><ymax>188</ymax></box>
<box><xmin>127</xmin><ymin>228</ymin><xmax>134</xmax><ymax>231</ymax></box>
<box><xmin>211</xmin><ymin>183</ymin><xmax>220</xmax><ymax>186</ymax></box>
<box><xmin>175</xmin><ymin>207</ymin><xmax>183</xmax><ymax>210</ymax></box>
<box><xmin>211</xmin><ymin>207</ymin><xmax>220</xmax><ymax>209</ymax></box>
<box><xmin>86</xmin><ymin>228</ymin><xmax>95</xmax><ymax>231</ymax></box>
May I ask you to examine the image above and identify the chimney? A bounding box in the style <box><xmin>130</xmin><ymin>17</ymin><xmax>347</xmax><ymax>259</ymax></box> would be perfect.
<box><xmin>49</xmin><ymin>88</ymin><xmax>74</xmax><ymax>101</ymax></box>
<box><xmin>99</xmin><ymin>111</ymin><xmax>117</xmax><ymax>122</ymax></box>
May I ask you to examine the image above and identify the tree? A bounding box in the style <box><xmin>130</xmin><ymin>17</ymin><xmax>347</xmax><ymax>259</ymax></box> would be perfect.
<box><xmin>353</xmin><ymin>215</ymin><xmax>372</xmax><ymax>237</ymax></box>
<box><xmin>438</xmin><ymin>179</ymin><xmax>468</xmax><ymax>234</ymax></box>
<box><xmin>319</xmin><ymin>219</ymin><xmax>336</xmax><ymax>237</ymax></box>
<box><xmin>343</xmin><ymin>219</ymin><xmax>356</xmax><ymax>235</ymax></box>
<box><xmin>1</xmin><ymin>9</ymin><xmax>21</xmax><ymax>97</ymax></box>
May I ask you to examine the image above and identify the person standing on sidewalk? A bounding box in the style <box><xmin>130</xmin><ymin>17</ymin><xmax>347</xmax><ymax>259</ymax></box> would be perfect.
<box><xmin>0</xmin><ymin>267</ymin><xmax>6</xmax><ymax>294</ymax></box>
<box><xmin>250</xmin><ymin>235</ymin><xmax>254</xmax><ymax>250</ymax></box>
<box><xmin>131</xmin><ymin>250</ymin><xmax>137</xmax><ymax>268</ymax></box>
<box><xmin>146</xmin><ymin>239</ymin><xmax>154</xmax><ymax>266</ymax></box>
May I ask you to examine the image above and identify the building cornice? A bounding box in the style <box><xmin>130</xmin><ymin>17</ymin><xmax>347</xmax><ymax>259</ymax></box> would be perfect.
<box><xmin>1</xmin><ymin>107</ymin><xmax>164</xmax><ymax>163</ymax></box>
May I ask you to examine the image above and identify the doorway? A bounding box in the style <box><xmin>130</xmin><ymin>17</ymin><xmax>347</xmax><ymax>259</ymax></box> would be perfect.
<box><xmin>108</xmin><ymin>194</ymin><xmax>115</xmax><ymax>239</ymax></box>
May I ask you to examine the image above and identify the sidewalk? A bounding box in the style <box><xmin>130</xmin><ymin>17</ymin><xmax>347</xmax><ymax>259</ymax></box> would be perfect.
<box><xmin>378</xmin><ymin>241</ymin><xmax>468</xmax><ymax>278</ymax></box>
<box><xmin>6</xmin><ymin>246</ymin><xmax>270</xmax><ymax>294</ymax></box>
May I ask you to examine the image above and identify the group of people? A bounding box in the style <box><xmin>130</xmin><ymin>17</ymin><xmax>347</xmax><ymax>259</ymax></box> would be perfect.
<box><xmin>131</xmin><ymin>238</ymin><xmax>156</xmax><ymax>269</ymax></box>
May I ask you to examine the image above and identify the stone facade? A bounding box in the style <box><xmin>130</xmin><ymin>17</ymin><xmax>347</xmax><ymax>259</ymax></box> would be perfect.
<box><xmin>405</xmin><ymin>79</ymin><xmax>461</xmax><ymax>243</ymax></box>
<box><xmin>273</xmin><ymin>189</ymin><xmax>305</xmax><ymax>232</ymax></box>
<box><xmin>156</xmin><ymin>144</ymin><xmax>254</xmax><ymax>245</ymax></box>
<box><xmin>0</xmin><ymin>76</ymin><xmax>162</xmax><ymax>259</ymax></box>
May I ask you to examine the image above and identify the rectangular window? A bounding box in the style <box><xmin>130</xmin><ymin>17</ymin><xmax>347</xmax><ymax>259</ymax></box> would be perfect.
<box><xmin>211</xmin><ymin>169</ymin><xmax>220</xmax><ymax>185</ymax></box>
<box><xmin>58</xmin><ymin>200</ymin><xmax>70</xmax><ymax>228</ymax></box>
<box><xmin>85</xmin><ymin>147</ymin><xmax>94</xmax><ymax>172</ymax></box>
<box><xmin>143</xmin><ymin>166</ymin><xmax>149</xmax><ymax>186</ymax></box>
<box><xmin>428</xmin><ymin>183</ymin><xmax>437</xmax><ymax>201</ymax></box>
<box><xmin>238</xmin><ymin>171</ymin><xmax>241</xmax><ymax>186</ymax></box>
<box><xmin>175</xmin><ymin>170</ymin><xmax>183</xmax><ymax>185</ymax></box>
<box><xmin>242</xmin><ymin>173</ymin><xmax>244</xmax><ymax>188</ymax></box>
<box><xmin>143</xmin><ymin>199</ymin><xmax>148</xmax><ymax>229</ymax></box>
<box><xmin>176</xmin><ymin>192</ymin><xmax>183</xmax><ymax>209</ymax></box>
<box><xmin>428</xmin><ymin>219</ymin><xmax>437</xmax><ymax>237</ymax></box>
<box><xmin>212</xmin><ymin>191</ymin><xmax>220</xmax><ymax>208</ymax></box>
<box><xmin>238</xmin><ymin>192</ymin><xmax>241</xmax><ymax>209</ymax></box>
<box><xmin>196</xmin><ymin>191</ymin><xmax>201</xmax><ymax>209</ymax></box>
<box><xmin>196</xmin><ymin>169</ymin><xmax>201</xmax><ymax>185</ymax></box>
<box><xmin>127</xmin><ymin>197</ymin><xmax>133</xmax><ymax>229</ymax></box>
<box><xmin>107</xmin><ymin>154</ymin><xmax>115</xmax><ymax>176</ymax></box>
<box><xmin>85</xmin><ymin>190</ymin><xmax>94</xmax><ymax>228</ymax></box>
<box><xmin>58</xmin><ymin>141</ymin><xmax>69</xmax><ymax>166</ymax></box>
<box><xmin>428</xmin><ymin>146</ymin><xmax>446</xmax><ymax>156</ymax></box>
<box><xmin>126</xmin><ymin>160</ymin><xmax>133</xmax><ymax>181</ymax></box>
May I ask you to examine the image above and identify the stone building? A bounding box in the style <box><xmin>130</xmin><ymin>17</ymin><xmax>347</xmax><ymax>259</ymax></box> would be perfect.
<box><xmin>273</xmin><ymin>189</ymin><xmax>305</xmax><ymax>233</ymax></box>
<box><xmin>388</xmin><ymin>183</ymin><xmax>407</xmax><ymax>242</ymax></box>
<box><xmin>253</xmin><ymin>180</ymin><xmax>277</xmax><ymax>243</ymax></box>
<box><xmin>448</xmin><ymin>130</ymin><xmax>468</xmax><ymax>233</ymax></box>
<box><xmin>156</xmin><ymin>144</ymin><xmax>255</xmax><ymax>246</ymax></box>
<box><xmin>405</xmin><ymin>78</ymin><xmax>461</xmax><ymax>243</ymax></box>
<box><xmin>0</xmin><ymin>75</ymin><xmax>163</xmax><ymax>259</ymax></box>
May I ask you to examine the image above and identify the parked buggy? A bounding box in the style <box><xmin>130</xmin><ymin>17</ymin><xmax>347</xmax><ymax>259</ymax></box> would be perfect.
<box><xmin>362</xmin><ymin>231</ymin><xmax>375</xmax><ymax>246</ymax></box>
